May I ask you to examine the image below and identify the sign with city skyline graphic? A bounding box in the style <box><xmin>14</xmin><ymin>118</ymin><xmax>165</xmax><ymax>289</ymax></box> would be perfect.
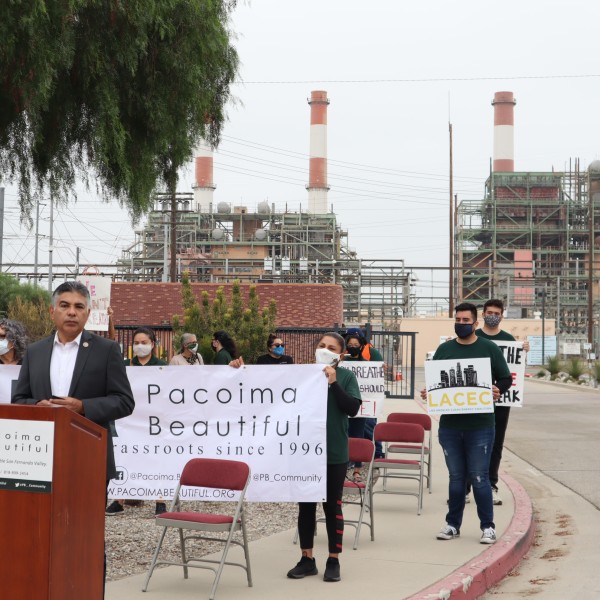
<box><xmin>424</xmin><ymin>358</ymin><xmax>494</xmax><ymax>415</ymax></box>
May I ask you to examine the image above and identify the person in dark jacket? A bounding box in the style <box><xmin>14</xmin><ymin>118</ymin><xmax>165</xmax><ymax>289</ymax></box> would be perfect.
<box><xmin>256</xmin><ymin>333</ymin><xmax>294</xmax><ymax>365</ymax></box>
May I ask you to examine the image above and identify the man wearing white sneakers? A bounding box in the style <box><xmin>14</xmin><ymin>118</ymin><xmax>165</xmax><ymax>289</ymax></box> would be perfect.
<box><xmin>473</xmin><ymin>299</ymin><xmax>529</xmax><ymax>506</ymax></box>
<box><xmin>422</xmin><ymin>302</ymin><xmax>512</xmax><ymax>545</ymax></box>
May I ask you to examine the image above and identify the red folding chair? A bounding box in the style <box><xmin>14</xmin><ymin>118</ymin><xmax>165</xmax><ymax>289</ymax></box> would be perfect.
<box><xmin>142</xmin><ymin>458</ymin><xmax>252</xmax><ymax>600</ymax></box>
<box><xmin>374</xmin><ymin>422</ymin><xmax>426</xmax><ymax>515</ymax></box>
<box><xmin>386</xmin><ymin>412</ymin><xmax>433</xmax><ymax>492</ymax></box>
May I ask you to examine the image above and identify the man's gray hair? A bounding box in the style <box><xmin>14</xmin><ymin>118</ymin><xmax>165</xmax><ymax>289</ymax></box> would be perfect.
<box><xmin>181</xmin><ymin>332</ymin><xmax>196</xmax><ymax>348</ymax></box>
<box><xmin>52</xmin><ymin>281</ymin><xmax>91</xmax><ymax>307</ymax></box>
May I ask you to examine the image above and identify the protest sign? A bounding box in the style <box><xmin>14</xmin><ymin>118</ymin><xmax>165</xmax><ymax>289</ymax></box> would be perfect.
<box><xmin>76</xmin><ymin>275</ymin><xmax>111</xmax><ymax>332</ymax></box>
<box><xmin>110</xmin><ymin>365</ymin><xmax>327</xmax><ymax>502</ymax></box>
<box><xmin>338</xmin><ymin>361</ymin><xmax>384</xmax><ymax>418</ymax></box>
<box><xmin>2</xmin><ymin>365</ymin><xmax>329</xmax><ymax>502</ymax></box>
<box><xmin>492</xmin><ymin>341</ymin><xmax>525</xmax><ymax>407</ymax></box>
<box><xmin>0</xmin><ymin>365</ymin><xmax>22</xmax><ymax>404</ymax></box>
<box><xmin>424</xmin><ymin>358</ymin><xmax>494</xmax><ymax>415</ymax></box>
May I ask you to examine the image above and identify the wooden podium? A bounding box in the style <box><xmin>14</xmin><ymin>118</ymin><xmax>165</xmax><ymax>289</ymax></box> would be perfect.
<box><xmin>0</xmin><ymin>404</ymin><xmax>107</xmax><ymax>600</ymax></box>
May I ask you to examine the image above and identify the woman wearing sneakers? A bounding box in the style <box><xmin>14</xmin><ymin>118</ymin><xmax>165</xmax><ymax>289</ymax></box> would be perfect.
<box><xmin>286</xmin><ymin>332</ymin><xmax>361</xmax><ymax>583</ymax></box>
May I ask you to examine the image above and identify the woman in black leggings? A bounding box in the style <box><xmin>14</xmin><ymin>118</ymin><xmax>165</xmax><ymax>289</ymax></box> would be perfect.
<box><xmin>287</xmin><ymin>332</ymin><xmax>361</xmax><ymax>583</ymax></box>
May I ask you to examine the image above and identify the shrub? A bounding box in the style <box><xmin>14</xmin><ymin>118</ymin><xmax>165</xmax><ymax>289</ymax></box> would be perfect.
<box><xmin>566</xmin><ymin>358</ymin><xmax>584</xmax><ymax>380</ymax></box>
<box><xmin>545</xmin><ymin>355</ymin><xmax>561</xmax><ymax>376</ymax></box>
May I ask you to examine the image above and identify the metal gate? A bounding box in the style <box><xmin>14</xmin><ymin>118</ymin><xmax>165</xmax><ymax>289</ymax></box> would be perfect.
<box><xmin>275</xmin><ymin>327</ymin><xmax>416</xmax><ymax>399</ymax></box>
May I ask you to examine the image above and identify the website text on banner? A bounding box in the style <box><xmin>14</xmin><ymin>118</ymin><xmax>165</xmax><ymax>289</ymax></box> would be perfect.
<box><xmin>424</xmin><ymin>358</ymin><xmax>494</xmax><ymax>415</ymax></box>
<box><xmin>110</xmin><ymin>365</ymin><xmax>328</xmax><ymax>502</ymax></box>
<box><xmin>492</xmin><ymin>341</ymin><xmax>525</xmax><ymax>407</ymax></box>
<box><xmin>338</xmin><ymin>361</ymin><xmax>384</xmax><ymax>418</ymax></box>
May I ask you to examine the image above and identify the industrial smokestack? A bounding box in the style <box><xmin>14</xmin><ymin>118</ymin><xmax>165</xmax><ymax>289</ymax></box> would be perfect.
<box><xmin>492</xmin><ymin>91</ymin><xmax>516</xmax><ymax>172</ymax></box>
<box><xmin>192</xmin><ymin>139</ymin><xmax>216</xmax><ymax>212</ymax></box>
<box><xmin>307</xmin><ymin>90</ymin><xmax>330</xmax><ymax>213</ymax></box>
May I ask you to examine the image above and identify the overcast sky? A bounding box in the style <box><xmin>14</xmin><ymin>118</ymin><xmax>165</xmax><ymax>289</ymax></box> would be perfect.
<box><xmin>2</xmin><ymin>0</ymin><xmax>599</xmax><ymax>292</ymax></box>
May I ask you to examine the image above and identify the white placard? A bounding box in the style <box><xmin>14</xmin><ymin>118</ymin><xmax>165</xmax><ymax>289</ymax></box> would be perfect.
<box><xmin>0</xmin><ymin>365</ymin><xmax>23</xmax><ymax>405</ymax></box>
<box><xmin>562</xmin><ymin>342</ymin><xmax>581</xmax><ymax>355</ymax></box>
<box><xmin>338</xmin><ymin>361</ymin><xmax>384</xmax><ymax>418</ymax></box>
<box><xmin>0</xmin><ymin>419</ymin><xmax>55</xmax><ymax>493</ymax></box>
<box><xmin>424</xmin><ymin>358</ymin><xmax>494</xmax><ymax>415</ymax></box>
<box><xmin>76</xmin><ymin>275</ymin><xmax>111</xmax><ymax>332</ymax></box>
<box><xmin>492</xmin><ymin>341</ymin><xmax>525</xmax><ymax>407</ymax></box>
<box><xmin>109</xmin><ymin>365</ymin><xmax>327</xmax><ymax>502</ymax></box>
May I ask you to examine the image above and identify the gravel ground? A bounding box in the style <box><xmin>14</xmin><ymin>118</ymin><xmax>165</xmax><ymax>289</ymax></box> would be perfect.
<box><xmin>105</xmin><ymin>466</ymin><xmax>374</xmax><ymax>582</ymax></box>
<box><xmin>105</xmin><ymin>500</ymin><xmax>299</xmax><ymax>581</ymax></box>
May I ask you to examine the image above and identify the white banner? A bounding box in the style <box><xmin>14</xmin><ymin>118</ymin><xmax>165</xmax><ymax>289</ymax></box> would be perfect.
<box><xmin>110</xmin><ymin>365</ymin><xmax>328</xmax><ymax>502</ymax></box>
<box><xmin>0</xmin><ymin>419</ymin><xmax>55</xmax><ymax>493</ymax></box>
<box><xmin>492</xmin><ymin>341</ymin><xmax>525</xmax><ymax>407</ymax></box>
<box><xmin>424</xmin><ymin>358</ymin><xmax>494</xmax><ymax>415</ymax></box>
<box><xmin>76</xmin><ymin>275</ymin><xmax>111</xmax><ymax>332</ymax></box>
<box><xmin>338</xmin><ymin>361</ymin><xmax>384</xmax><ymax>418</ymax></box>
<box><xmin>0</xmin><ymin>365</ymin><xmax>22</xmax><ymax>405</ymax></box>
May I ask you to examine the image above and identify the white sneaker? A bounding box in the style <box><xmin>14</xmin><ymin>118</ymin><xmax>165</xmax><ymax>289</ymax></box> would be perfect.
<box><xmin>480</xmin><ymin>527</ymin><xmax>497</xmax><ymax>544</ymax></box>
<box><xmin>465</xmin><ymin>493</ymin><xmax>471</xmax><ymax>504</ymax></box>
<box><xmin>492</xmin><ymin>487</ymin><xmax>502</xmax><ymax>506</ymax></box>
<box><xmin>437</xmin><ymin>524</ymin><xmax>460</xmax><ymax>540</ymax></box>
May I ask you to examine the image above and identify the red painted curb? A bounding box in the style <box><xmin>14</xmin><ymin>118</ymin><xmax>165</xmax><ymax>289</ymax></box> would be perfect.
<box><xmin>406</xmin><ymin>471</ymin><xmax>535</xmax><ymax>599</ymax></box>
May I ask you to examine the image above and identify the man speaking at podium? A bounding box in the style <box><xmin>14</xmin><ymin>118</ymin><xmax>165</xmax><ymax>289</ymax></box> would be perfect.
<box><xmin>12</xmin><ymin>280</ymin><xmax>134</xmax><ymax>591</ymax></box>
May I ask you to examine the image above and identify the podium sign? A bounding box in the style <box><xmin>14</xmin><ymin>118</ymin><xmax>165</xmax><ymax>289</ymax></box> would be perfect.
<box><xmin>0</xmin><ymin>405</ymin><xmax>106</xmax><ymax>600</ymax></box>
<box><xmin>0</xmin><ymin>419</ymin><xmax>55</xmax><ymax>493</ymax></box>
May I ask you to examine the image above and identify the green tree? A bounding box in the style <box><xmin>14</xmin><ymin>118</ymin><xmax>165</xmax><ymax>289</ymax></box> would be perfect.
<box><xmin>173</xmin><ymin>273</ymin><xmax>277</xmax><ymax>364</ymax></box>
<box><xmin>8</xmin><ymin>296</ymin><xmax>54</xmax><ymax>342</ymax></box>
<box><xmin>0</xmin><ymin>273</ymin><xmax>51</xmax><ymax>315</ymax></box>
<box><xmin>0</xmin><ymin>1</ymin><xmax>238</xmax><ymax>223</ymax></box>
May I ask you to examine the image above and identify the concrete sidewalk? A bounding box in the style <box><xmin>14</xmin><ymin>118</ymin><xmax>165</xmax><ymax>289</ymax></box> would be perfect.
<box><xmin>106</xmin><ymin>396</ymin><xmax>535</xmax><ymax>600</ymax></box>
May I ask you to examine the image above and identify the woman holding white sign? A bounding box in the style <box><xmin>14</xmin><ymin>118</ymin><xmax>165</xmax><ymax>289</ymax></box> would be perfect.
<box><xmin>106</xmin><ymin>327</ymin><xmax>167</xmax><ymax>517</ymax></box>
<box><xmin>287</xmin><ymin>332</ymin><xmax>361</xmax><ymax>584</ymax></box>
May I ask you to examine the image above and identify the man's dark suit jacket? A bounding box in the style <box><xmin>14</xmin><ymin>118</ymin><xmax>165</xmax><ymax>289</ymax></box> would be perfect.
<box><xmin>12</xmin><ymin>329</ymin><xmax>135</xmax><ymax>480</ymax></box>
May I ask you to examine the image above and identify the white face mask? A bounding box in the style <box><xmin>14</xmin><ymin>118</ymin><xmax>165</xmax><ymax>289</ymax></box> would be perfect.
<box><xmin>315</xmin><ymin>347</ymin><xmax>341</xmax><ymax>366</ymax></box>
<box><xmin>133</xmin><ymin>344</ymin><xmax>153</xmax><ymax>358</ymax></box>
<box><xmin>0</xmin><ymin>339</ymin><xmax>10</xmax><ymax>356</ymax></box>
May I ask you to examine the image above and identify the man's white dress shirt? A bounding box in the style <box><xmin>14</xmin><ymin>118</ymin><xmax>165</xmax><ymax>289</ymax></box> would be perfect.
<box><xmin>50</xmin><ymin>332</ymin><xmax>82</xmax><ymax>397</ymax></box>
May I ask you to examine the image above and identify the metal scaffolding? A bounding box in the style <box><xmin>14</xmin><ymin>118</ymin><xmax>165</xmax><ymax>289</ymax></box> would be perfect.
<box><xmin>456</xmin><ymin>162</ymin><xmax>600</xmax><ymax>347</ymax></box>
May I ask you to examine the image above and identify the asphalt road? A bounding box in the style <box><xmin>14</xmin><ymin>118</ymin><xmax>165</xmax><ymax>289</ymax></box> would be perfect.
<box><xmin>481</xmin><ymin>378</ymin><xmax>600</xmax><ymax>598</ymax></box>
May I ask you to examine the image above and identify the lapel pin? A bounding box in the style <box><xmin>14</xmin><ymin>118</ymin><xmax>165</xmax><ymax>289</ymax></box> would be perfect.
<box><xmin>83</xmin><ymin>342</ymin><xmax>89</xmax><ymax>348</ymax></box>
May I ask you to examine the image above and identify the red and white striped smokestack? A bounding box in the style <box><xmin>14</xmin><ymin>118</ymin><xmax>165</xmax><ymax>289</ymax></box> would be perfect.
<box><xmin>192</xmin><ymin>139</ymin><xmax>216</xmax><ymax>212</ymax></box>
<box><xmin>492</xmin><ymin>91</ymin><xmax>516</xmax><ymax>172</ymax></box>
<box><xmin>307</xmin><ymin>90</ymin><xmax>330</xmax><ymax>213</ymax></box>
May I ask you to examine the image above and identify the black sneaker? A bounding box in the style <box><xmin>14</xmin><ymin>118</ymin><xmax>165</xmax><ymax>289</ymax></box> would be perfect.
<box><xmin>105</xmin><ymin>500</ymin><xmax>124</xmax><ymax>516</ymax></box>
<box><xmin>323</xmin><ymin>557</ymin><xmax>341</xmax><ymax>582</ymax></box>
<box><xmin>287</xmin><ymin>556</ymin><xmax>318</xmax><ymax>579</ymax></box>
<box><xmin>155</xmin><ymin>502</ymin><xmax>167</xmax><ymax>515</ymax></box>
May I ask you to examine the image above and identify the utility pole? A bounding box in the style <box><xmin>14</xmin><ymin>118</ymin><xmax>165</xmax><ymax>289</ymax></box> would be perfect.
<box><xmin>170</xmin><ymin>189</ymin><xmax>177</xmax><ymax>283</ymax></box>
<box><xmin>449</xmin><ymin>122</ymin><xmax>454</xmax><ymax>315</ymax></box>
<box><xmin>162</xmin><ymin>213</ymin><xmax>169</xmax><ymax>282</ymax></box>
<box><xmin>588</xmin><ymin>169</ymin><xmax>594</xmax><ymax>346</ymax></box>
<box><xmin>0</xmin><ymin>187</ymin><xmax>4</xmax><ymax>272</ymax></box>
<box><xmin>34</xmin><ymin>197</ymin><xmax>40</xmax><ymax>286</ymax></box>
<box><xmin>48</xmin><ymin>198</ymin><xmax>54</xmax><ymax>293</ymax></box>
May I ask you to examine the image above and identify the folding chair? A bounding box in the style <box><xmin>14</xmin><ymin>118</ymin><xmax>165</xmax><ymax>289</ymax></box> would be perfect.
<box><xmin>142</xmin><ymin>458</ymin><xmax>252</xmax><ymax>600</ymax></box>
<box><xmin>373</xmin><ymin>422</ymin><xmax>426</xmax><ymax>515</ymax></box>
<box><xmin>386</xmin><ymin>412</ymin><xmax>433</xmax><ymax>493</ymax></box>
<box><xmin>340</xmin><ymin>438</ymin><xmax>376</xmax><ymax>549</ymax></box>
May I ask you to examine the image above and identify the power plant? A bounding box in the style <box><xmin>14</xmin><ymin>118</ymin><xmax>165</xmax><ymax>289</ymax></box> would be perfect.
<box><xmin>456</xmin><ymin>91</ymin><xmax>600</xmax><ymax>345</ymax></box>
<box><xmin>117</xmin><ymin>91</ymin><xmax>413</xmax><ymax>326</ymax></box>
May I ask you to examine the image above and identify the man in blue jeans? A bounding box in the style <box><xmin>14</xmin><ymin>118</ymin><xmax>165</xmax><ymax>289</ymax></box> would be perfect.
<box><xmin>421</xmin><ymin>302</ymin><xmax>512</xmax><ymax>544</ymax></box>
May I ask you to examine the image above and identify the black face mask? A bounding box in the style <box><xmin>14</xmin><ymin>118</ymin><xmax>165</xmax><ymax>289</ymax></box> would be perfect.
<box><xmin>347</xmin><ymin>346</ymin><xmax>361</xmax><ymax>357</ymax></box>
<box><xmin>454</xmin><ymin>323</ymin><xmax>474</xmax><ymax>339</ymax></box>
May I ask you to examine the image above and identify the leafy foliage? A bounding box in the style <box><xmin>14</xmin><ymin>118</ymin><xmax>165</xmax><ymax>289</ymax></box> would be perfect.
<box><xmin>0</xmin><ymin>273</ymin><xmax>51</xmax><ymax>315</ymax></box>
<box><xmin>566</xmin><ymin>357</ymin><xmax>584</xmax><ymax>380</ymax></box>
<box><xmin>0</xmin><ymin>1</ymin><xmax>238</xmax><ymax>223</ymax></box>
<box><xmin>173</xmin><ymin>273</ymin><xmax>278</xmax><ymax>364</ymax></box>
<box><xmin>545</xmin><ymin>355</ymin><xmax>561</xmax><ymax>376</ymax></box>
<box><xmin>8</xmin><ymin>296</ymin><xmax>54</xmax><ymax>342</ymax></box>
